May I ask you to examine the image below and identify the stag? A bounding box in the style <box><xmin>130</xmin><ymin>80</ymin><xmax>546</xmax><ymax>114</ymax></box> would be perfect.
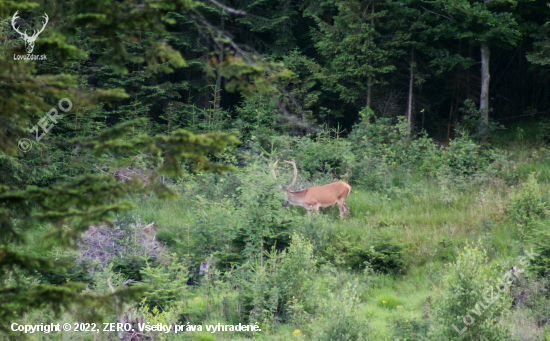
<box><xmin>12</xmin><ymin>11</ymin><xmax>49</xmax><ymax>54</ymax></box>
<box><xmin>271</xmin><ymin>159</ymin><xmax>351</xmax><ymax>218</ymax></box>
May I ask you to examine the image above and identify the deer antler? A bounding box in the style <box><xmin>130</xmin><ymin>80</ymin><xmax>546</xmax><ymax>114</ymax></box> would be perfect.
<box><xmin>283</xmin><ymin>159</ymin><xmax>298</xmax><ymax>191</ymax></box>
<box><xmin>269</xmin><ymin>159</ymin><xmax>279</xmax><ymax>179</ymax></box>
<box><xmin>11</xmin><ymin>11</ymin><xmax>28</xmax><ymax>39</ymax></box>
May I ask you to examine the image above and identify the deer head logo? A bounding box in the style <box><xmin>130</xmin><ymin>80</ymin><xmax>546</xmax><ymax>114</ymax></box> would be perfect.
<box><xmin>11</xmin><ymin>11</ymin><xmax>49</xmax><ymax>54</ymax></box>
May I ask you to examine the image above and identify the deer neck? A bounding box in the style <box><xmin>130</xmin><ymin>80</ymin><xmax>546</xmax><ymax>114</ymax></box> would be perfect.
<box><xmin>286</xmin><ymin>189</ymin><xmax>306</xmax><ymax>203</ymax></box>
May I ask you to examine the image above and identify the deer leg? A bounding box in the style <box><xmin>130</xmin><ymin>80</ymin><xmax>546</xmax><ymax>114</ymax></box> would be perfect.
<box><xmin>337</xmin><ymin>201</ymin><xmax>350</xmax><ymax>218</ymax></box>
<box><xmin>343</xmin><ymin>204</ymin><xmax>350</xmax><ymax>218</ymax></box>
<box><xmin>312</xmin><ymin>204</ymin><xmax>320</xmax><ymax>215</ymax></box>
<box><xmin>336</xmin><ymin>198</ymin><xmax>343</xmax><ymax>216</ymax></box>
<box><xmin>337</xmin><ymin>202</ymin><xmax>345</xmax><ymax>218</ymax></box>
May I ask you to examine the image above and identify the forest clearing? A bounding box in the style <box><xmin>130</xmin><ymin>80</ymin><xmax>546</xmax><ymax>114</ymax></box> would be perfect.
<box><xmin>1</xmin><ymin>0</ymin><xmax>550</xmax><ymax>340</ymax></box>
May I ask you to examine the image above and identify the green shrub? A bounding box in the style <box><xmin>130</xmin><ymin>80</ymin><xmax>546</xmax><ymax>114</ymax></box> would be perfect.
<box><xmin>269</xmin><ymin>134</ymin><xmax>353</xmax><ymax>182</ymax></box>
<box><xmin>232</xmin><ymin>163</ymin><xmax>293</xmax><ymax>259</ymax></box>
<box><xmin>327</xmin><ymin>235</ymin><xmax>407</xmax><ymax>274</ymax></box>
<box><xmin>179</xmin><ymin>295</ymin><xmax>210</xmax><ymax>325</ymax></box>
<box><xmin>367</xmin><ymin>241</ymin><xmax>407</xmax><ymax>274</ymax></box>
<box><xmin>307</xmin><ymin>282</ymin><xmax>371</xmax><ymax>341</ymax></box>
<box><xmin>174</xmin><ymin>162</ymin><xmax>294</xmax><ymax>274</ymax></box>
<box><xmin>348</xmin><ymin>114</ymin><xmax>433</xmax><ymax>190</ymax></box>
<box><xmin>456</xmin><ymin>99</ymin><xmax>501</xmax><ymax>140</ymax></box>
<box><xmin>528</xmin><ymin>223</ymin><xmax>550</xmax><ymax>278</ymax></box>
<box><xmin>530</xmin><ymin>244</ymin><xmax>550</xmax><ymax>278</ymax></box>
<box><xmin>507</xmin><ymin>173</ymin><xmax>547</xmax><ymax>227</ymax></box>
<box><xmin>291</xmin><ymin>215</ymin><xmax>336</xmax><ymax>257</ymax></box>
<box><xmin>421</xmin><ymin>132</ymin><xmax>496</xmax><ymax>177</ymax></box>
<box><xmin>138</xmin><ymin>253</ymin><xmax>190</xmax><ymax>310</ymax></box>
<box><xmin>507</xmin><ymin>173</ymin><xmax>548</xmax><ymax>242</ymax></box>
<box><xmin>214</xmin><ymin>251</ymin><xmax>244</xmax><ymax>272</ymax></box>
<box><xmin>192</xmin><ymin>195</ymin><xmax>239</xmax><ymax>256</ymax></box>
<box><xmin>38</xmin><ymin>260</ymin><xmax>93</xmax><ymax>285</ymax></box>
<box><xmin>156</xmin><ymin>230</ymin><xmax>177</xmax><ymax>247</ymax></box>
<box><xmin>231</xmin><ymin>234</ymin><xmax>317</xmax><ymax>326</ymax></box>
<box><xmin>113</xmin><ymin>255</ymin><xmax>151</xmax><ymax>281</ymax></box>
<box><xmin>344</xmin><ymin>111</ymin><xmax>503</xmax><ymax>190</ymax></box>
<box><xmin>435</xmin><ymin>238</ymin><xmax>458</xmax><ymax>263</ymax></box>
<box><xmin>430</xmin><ymin>244</ymin><xmax>512</xmax><ymax>341</ymax></box>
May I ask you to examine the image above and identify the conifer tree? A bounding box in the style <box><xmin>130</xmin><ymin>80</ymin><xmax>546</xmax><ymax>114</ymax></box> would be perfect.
<box><xmin>308</xmin><ymin>0</ymin><xmax>396</xmax><ymax>108</ymax></box>
<box><xmin>422</xmin><ymin>0</ymin><xmax>522</xmax><ymax>142</ymax></box>
<box><xmin>0</xmin><ymin>0</ymin><xmax>285</xmax><ymax>332</ymax></box>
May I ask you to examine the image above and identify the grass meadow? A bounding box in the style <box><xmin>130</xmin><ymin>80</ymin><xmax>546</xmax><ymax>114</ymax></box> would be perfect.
<box><xmin>124</xmin><ymin>137</ymin><xmax>550</xmax><ymax>340</ymax></box>
<box><xmin>9</xmin><ymin>121</ymin><xmax>550</xmax><ymax>341</ymax></box>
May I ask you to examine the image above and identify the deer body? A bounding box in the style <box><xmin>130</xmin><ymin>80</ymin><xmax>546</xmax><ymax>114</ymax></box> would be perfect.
<box><xmin>286</xmin><ymin>181</ymin><xmax>351</xmax><ymax>217</ymax></box>
<box><xmin>271</xmin><ymin>159</ymin><xmax>351</xmax><ymax>218</ymax></box>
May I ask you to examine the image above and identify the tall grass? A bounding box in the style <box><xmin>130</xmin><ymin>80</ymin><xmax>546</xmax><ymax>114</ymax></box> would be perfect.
<box><xmin>15</xmin><ymin>120</ymin><xmax>550</xmax><ymax>341</ymax></box>
<box><xmin>123</xmin><ymin>162</ymin><xmax>550</xmax><ymax>340</ymax></box>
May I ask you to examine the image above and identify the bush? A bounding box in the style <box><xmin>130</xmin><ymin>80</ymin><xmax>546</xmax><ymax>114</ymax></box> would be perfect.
<box><xmin>367</xmin><ymin>241</ymin><xmax>407</xmax><ymax>274</ymax></box>
<box><xmin>456</xmin><ymin>99</ymin><xmax>501</xmax><ymax>140</ymax></box>
<box><xmin>528</xmin><ymin>222</ymin><xmax>550</xmax><ymax>278</ymax></box>
<box><xmin>430</xmin><ymin>244</ymin><xmax>512</xmax><ymax>341</ymax></box>
<box><xmin>138</xmin><ymin>253</ymin><xmax>190</xmax><ymax>310</ymax></box>
<box><xmin>507</xmin><ymin>173</ymin><xmax>548</xmax><ymax>242</ymax></box>
<box><xmin>348</xmin><ymin>113</ymin><xmax>434</xmax><ymax>189</ymax></box>
<box><xmin>232</xmin><ymin>162</ymin><xmax>293</xmax><ymax>259</ymax></box>
<box><xmin>307</xmin><ymin>282</ymin><xmax>371</xmax><ymax>341</ymax></box>
<box><xmin>420</xmin><ymin>132</ymin><xmax>496</xmax><ymax>177</ymax></box>
<box><xmin>434</xmin><ymin>238</ymin><xmax>459</xmax><ymax>263</ymax></box>
<box><xmin>174</xmin><ymin>161</ymin><xmax>294</xmax><ymax>274</ymax></box>
<box><xmin>38</xmin><ymin>260</ymin><xmax>93</xmax><ymax>285</ymax></box>
<box><xmin>268</xmin><ymin>134</ymin><xmax>353</xmax><ymax>183</ymax></box>
<box><xmin>333</xmin><ymin>237</ymin><xmax>407</xmax><ymax>275</ymax></box>
<box><xmin>231</xmin><ymin>234</ymin><xmax>317</xmax><ymax>327</ymax></box>
<box><xmin>112</xmin><ymin>255</ymin><xmax>150</xmax><ymax>282</ymax></box>
<box><xmin>507</xmin><ymin>173</ymin><xmax>547</xmax><ymax>227</ymax></box>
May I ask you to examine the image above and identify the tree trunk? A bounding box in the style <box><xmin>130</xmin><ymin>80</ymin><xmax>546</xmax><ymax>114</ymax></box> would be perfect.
<box><xmin>447</xmin><ymin>103</ymin><xmax>454</xmax><ymax>140</ymax></box>
<box><xmin>479</xmin><ymin>41</ymin><xmax>490</xmax><ymax>143</ymax></box>
<box><xmin>215</xmin><ymin>47</ymin><xmax>223</xmax><ymax>113</ymax></box>
<box><xmin>213</xmin><ymin>11</ymin><xmax>225</xmax><ymax>122</ymax></box>
<box><xmin>366</xmin><ymin>80</ymin><xmax>372</xmax><ymax>109</ymax></box>
<box><xmin>406</xmin><ymin>45</ymin><xmax>414</xmax><ymax>136</ymax></box>
<box><xmin>366</xmin><ymin>0</ymin><xmax>375</xmax><ymax>109</ymax></box>
<box><xmin>467</xmin><ymin>43</ymin><xmax>472</xmax><ymax>100</ymax></box>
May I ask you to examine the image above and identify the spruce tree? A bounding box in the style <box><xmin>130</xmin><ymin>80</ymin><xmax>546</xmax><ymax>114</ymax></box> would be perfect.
<box><xmin>0</xmin><ymin>0</ymin><xmax>284</xmax><ymax>332</ymax></box>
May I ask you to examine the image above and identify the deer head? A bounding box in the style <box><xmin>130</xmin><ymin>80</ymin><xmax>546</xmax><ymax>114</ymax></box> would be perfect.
<box><xmin>12</xmin><ymin>11</ymin><xmax>49</xmax><ymax>54</ymax></box>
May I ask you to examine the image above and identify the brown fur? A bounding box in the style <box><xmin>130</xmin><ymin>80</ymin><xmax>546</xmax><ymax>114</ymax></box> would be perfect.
<box><xmin>286</xmin><ymin>181</ymin><xmax>351</xmax><ymax>218</ymax></box>
<box><xmin>270</xmin><ymin>159</ymin><xmax>352</xmax><ymax>218</ymax></box>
